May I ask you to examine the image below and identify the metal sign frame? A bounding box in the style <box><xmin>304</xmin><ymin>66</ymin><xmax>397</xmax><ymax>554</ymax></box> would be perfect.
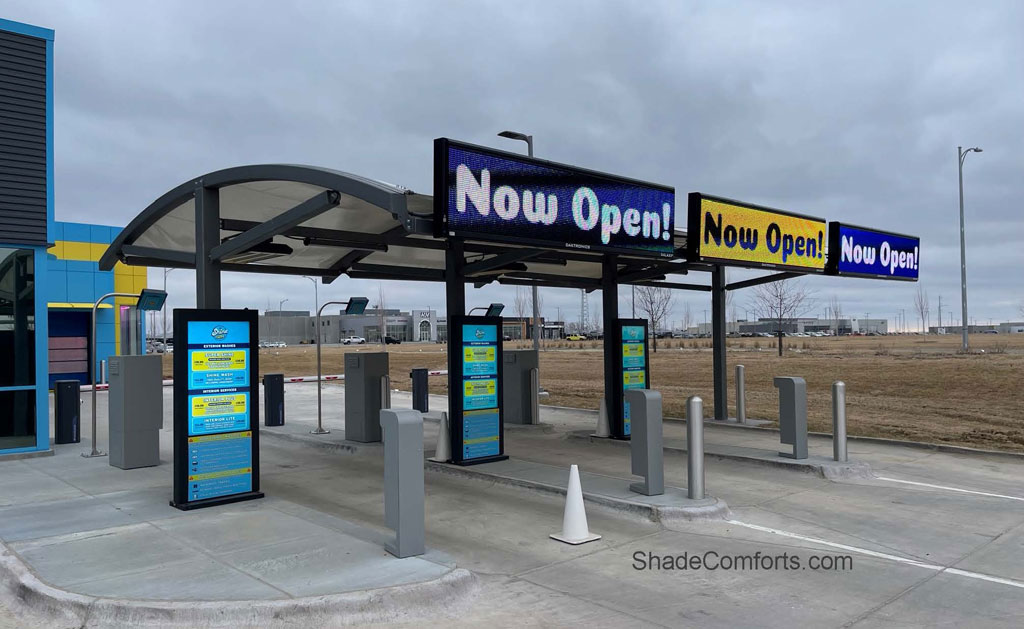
<box><xmin>686</xmin><ymin>192</ymin><xmax>828</xmax><ymax>273</ymax></box>
<box><xmin>434</xmin><ymin>137</ymin><xmax>676</xmax><ymax>259</ymax></box>
<box><xmin>171</xmin><ymin>308</ymin><xmax>263</xmax><ymax>510</ymax></box>
<box><xmin>448</xmin><ymin>314</ymin><xmax>508</xmax><ymax>465</ymax></box>
<box><xmin>610</xmin><ymin>318</ymin><xmax>650</xmax><ymax>440</ymax></box>
<box><xmin>825</xmin><ymin>221</ymin><xmax>920</xmax><ymax>281</ymax></box>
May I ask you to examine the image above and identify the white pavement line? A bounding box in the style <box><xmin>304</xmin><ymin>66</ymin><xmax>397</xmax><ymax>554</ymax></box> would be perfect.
<box><xmin>875</xmin><ymin>476</ymin><xmax>1024</xmax><ymax>502</ymax></box>
<box><xmin>726</xmin><ymin>519</ymin><xmax>1024</xmax><ymax>590</ymax></box>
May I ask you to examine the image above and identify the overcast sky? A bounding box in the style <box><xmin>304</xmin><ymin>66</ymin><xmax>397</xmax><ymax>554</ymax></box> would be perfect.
<box><xmin>7</xmin><ymin>1</ymin><xmax>1023</xmax><ymax>330</ymax></box>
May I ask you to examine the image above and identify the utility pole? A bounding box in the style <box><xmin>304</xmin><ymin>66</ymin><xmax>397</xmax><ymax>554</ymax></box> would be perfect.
<box><xmin>958</xmin><ymin>145</ymin><xmax>982</xmax><ymax>351</ymax></box>
<box><xmin>938</xmin><ymin>295</ymin><xmax>942</xmax><ymax>329</ymax></box>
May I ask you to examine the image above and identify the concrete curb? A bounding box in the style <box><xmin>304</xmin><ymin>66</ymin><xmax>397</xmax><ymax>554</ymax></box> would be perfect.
<box><xmin>258</xmin><ymin>426</ymin><xmax>379</xmax><ymax>455</ymax></box>
<box><xmin>0</xmin><ymin>448</ymin><xmax>54</xmax><ymax>463</ymax></box>
<box><xmin>567</xmin><ymin>431</ymin><xmax>873</xmax><ymax>481</ymax></box>
<box><xmin>1</xmin><ymin>540</ymin><xmax>479</xmax><ymax>628</ymax></box>
<box><xmin>425</xmin><ymin>461</ymin><xmax>730</xmax><ymax>524</ymax></box>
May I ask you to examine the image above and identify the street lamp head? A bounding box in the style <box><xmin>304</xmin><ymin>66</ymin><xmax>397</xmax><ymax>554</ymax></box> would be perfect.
<box><xmin>971</xmin><ymin>147</ymin><xmax>983</xmax><ymax>153</ymax></box>
<box><xmin>498</xmin><ymin>130</ymin><xmax>529</xmax><ymax>141</ymax></box>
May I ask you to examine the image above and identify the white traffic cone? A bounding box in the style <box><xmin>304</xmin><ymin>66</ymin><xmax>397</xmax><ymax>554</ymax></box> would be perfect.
<box><xmin>593</xmin><ymin>398</ymin><xmax>611</xmax><ymax>438</ymax></box>
<box><xmin>550</xmin><ymin>464</ymin><xmax>602</xmax><ymax>545</ymax></box>
<box><xmin>429</xmin><ymin>412</ymin><xmax>451</xmax><ymax>463</ymax></box>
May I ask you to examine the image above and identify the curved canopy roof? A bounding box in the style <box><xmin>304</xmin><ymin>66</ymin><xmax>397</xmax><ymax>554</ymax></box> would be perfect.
<box><xmin>101</xmin><ymin>164</ymin><xmax>705</xmax><ymax>291</ymax></box>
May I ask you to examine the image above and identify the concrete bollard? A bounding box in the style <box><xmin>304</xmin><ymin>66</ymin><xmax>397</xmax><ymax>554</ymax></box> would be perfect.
<box><xmin>410</xmin><ymin>368</ymin><xmax>429</xmax><ymax>413</ymax></box>
<box><xmin>735</xmin><ymin>364</ymin><xmax>746</xmax><ymax>424</ymax></box>
<box><xmin>380</xmin><ymin>409</ymin><xmax>425</xmax><ymax>558</ymax></box>
<box><xmin>686</xmin><ymin>396</ymin><xmax>704</xmax><ymax>500</ymax></box>
<box><xmin>833</xmin><ymin>381</ymin><xmax>847</xmax><ymax>462</ymax></box>
<box><xmin>626</xmin><ymin>389</ymin><xmax>664</xmax><ymax>496</ymax></box>
<box><xmin>774</xmin><ymin>377</ymin><xmax>808</xmax><ymax>460</ymax></box>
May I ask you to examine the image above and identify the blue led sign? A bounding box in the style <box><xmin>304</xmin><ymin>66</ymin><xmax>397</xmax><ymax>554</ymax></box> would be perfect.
<box><xmin>435</xmin><ymin>138</ymin><xmax>675</xmax><ymax>258</ymax></box>
<box><xmin>827</xmin><ymin>223</ymin><xmax>919</xmax><ymax>281</ymax></box>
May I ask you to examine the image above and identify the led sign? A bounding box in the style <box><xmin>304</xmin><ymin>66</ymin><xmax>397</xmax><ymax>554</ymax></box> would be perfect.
<box><xmin>435</xmin><ymin>138</ymin><xmax>676</xmax><ymax>258</ymax></box>
<box><xmin>687</xmin><ymin>193</ymin><xmax>827</xmax><ymax>272</ymax></box>
<box><xmin>827</xmin><ymin>223</ymin><xmax>919</xmax><ymax>281</ymax></box>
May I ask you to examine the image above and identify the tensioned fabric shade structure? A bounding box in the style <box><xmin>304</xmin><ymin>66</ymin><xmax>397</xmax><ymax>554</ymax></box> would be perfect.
<box><xmin>98</xmin><ymin>164</ymin><xmax>706</xmax><ymax>291</ymax></box>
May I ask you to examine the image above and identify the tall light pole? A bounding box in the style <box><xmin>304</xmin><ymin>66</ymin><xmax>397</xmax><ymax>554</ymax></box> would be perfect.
<box><xmin>958</xmin><ymin>146</ymin><xmax>982</xmax><ymax>352</ymax></box>
<box><xmin>278</xmin><ymin>298</ymin><xmax>288</xmax><ymax>345</ymax></box>
<box><xmin>498</xmin><ymin>130</ymin><xmax>541</xmax><ymax>351</ymax></box>
<box><xmin>303</xmin><ymin>276</ymin><xmax>319</xmax><ymax>343</ymax></box>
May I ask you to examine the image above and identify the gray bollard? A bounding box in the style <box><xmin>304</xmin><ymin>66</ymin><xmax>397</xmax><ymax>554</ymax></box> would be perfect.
<box><xmin>627</xmin><ymin>389</ymin><xmax>664</xmax><ymax>496</ymax></box>
<box><xmin>410</xmin><ymin>368</ymin><xmax>429</xmax><ymax>413</ymax></box>
<box><xmin>833</xmin><ymin>381</ymin><xmax>847</xmax><ymax>462</ymax></box>
<box><xmin>380</xmin><ymin>409</ymin><xmax>425</xmax><ymax>558</ymax></box>
<box><xmin>686</xmin><ymin>396</ymin><xmax>704</xmax><ymax>500</ymax></box>
<box><xmin>774</xmin><ymin>377</ymin><xmax>808</xmax><ymax>460</ymax></box>
<box><xmin>735</xmin><ymin>364</ymin><xmax>746</xmax><ymax>424</ymax></box>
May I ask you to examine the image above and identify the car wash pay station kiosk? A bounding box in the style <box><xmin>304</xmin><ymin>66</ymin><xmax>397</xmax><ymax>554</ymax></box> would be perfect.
<box><xmin>450</xmin><ymin>315</ymin><xmax>506</xmax><ymax>464</ymax></box>
<box><xmin>171</xmin><ymin>309</ymin><xmax>262</xmax><ymax>510</ymax></box>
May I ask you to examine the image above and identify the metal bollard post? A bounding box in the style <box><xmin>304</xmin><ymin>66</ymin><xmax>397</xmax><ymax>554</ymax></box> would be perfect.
<box><xmin>380</xmin><ymin>374</ymin><xmax>391</xmax><ymax>410</ymax></box>
<box><xmin>627</xmin><ymin>389</ymin><xmax>664</xmax><ymax>496</ymax></box>
<box><xmin>735</xmin><ymin>364</ymin><xmax>746</xmax><ymax>424</ymax></box>
<box><xmin>100</xmin><ymin>359</ymin><xmax>106</xmax><ymax>385</ymax></box>
<box><xmin>380</xmin><ymin>409</ymin><xmax>425</xmax><ymax>558</ymax></box>
<box><xmin>833</xmin><ymin>381</ymin><xmax>847</xmax><ymax>462</ymax></box>
<box><xmin>686</xmin><ymin>396</ymin><xmax>704</xmax><ymax>500</ymax></box>
<box><xmin>530</xmin><ymin>367</ymin><xmax>540</xmax><ymax>425</ymax></box>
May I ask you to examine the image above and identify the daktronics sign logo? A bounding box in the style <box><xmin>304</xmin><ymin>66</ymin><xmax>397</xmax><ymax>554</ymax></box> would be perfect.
<box><xmin>827</xmin><ymin>223</ymin><xmax>920</xmax><ymax>281</ymax></box>
<box><xmin>434</xmin><ymin>138</ymin><xmax>675</xmax><ymax>258</ymax></box>
<box><xmin>686</xmin><ymin>193</ymin><xmax>827</xmax><ymax>272</ymax></box>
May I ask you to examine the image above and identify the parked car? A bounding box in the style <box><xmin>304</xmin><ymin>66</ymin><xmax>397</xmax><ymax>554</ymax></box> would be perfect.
<box><xmin>343</xmin><ymin>336</ymin><xmax>366</xmax><ymax>345</ymax></box>
<box><xmin>384</xmin><ymin>335</ymin><xmax>402</xmax><ymax>344</ymax></box>
<box><xmin>566</xmin><ymin>334</ymin><xmax>587</xmax><ymax>341</ymax></box>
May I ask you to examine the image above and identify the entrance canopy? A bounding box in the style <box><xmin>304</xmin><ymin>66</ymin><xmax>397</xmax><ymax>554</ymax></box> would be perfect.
<box><xmin>98</xmin><ymin>164</ymin><xmax>708</xmax><ymax>291</ymax></box>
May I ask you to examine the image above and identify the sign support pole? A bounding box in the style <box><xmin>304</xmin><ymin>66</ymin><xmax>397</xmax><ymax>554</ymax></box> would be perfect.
<box><xmin>711</xmin><ymin>266</ymin><xmax>728</xmax><ymax>421</ymax></box>
<box><xmin>601</xmin><ymin>255</ymin><xmax>621</xmax><ymax>437</ymax></box>
<box><xmin>445</xmin><ymin>239</ymin><xmax>465</xmax><ymax>458</ymax></box>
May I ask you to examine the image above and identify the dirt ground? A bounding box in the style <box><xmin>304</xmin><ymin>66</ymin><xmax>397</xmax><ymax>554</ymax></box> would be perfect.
<box><xmin>163</xmin><ymin>333</ymin><xmax>1024</xmax><ymax>452</ymax></box>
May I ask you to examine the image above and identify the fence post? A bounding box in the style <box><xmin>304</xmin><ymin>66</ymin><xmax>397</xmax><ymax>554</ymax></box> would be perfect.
<box><xmin>735</xmin><ymin>364</ymin><xmax>746</xmax><ymax>423</ymax></box>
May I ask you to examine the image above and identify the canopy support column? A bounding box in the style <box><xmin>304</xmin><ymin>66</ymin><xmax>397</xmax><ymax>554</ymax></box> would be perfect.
<box><xmin>602</xmin><ymin>255</ymin><xmax>620</xmax><ymax>436</ymax></box>
<box><xmin>445</xmin><ymin>239</ymin><xmax>466</xmax><ymax>431</ymax></box>
<box><xmin>195</xmin><ymin>185</ymin><xmax>221</xmax><ymax>308</ymax></box>
<box><xmin>712</xmin><ymin>266</ymin><xmax>727</xmax><ymax>420</ymax></box>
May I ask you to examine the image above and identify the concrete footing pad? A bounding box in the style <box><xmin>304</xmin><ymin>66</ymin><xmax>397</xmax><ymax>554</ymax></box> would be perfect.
<box><xmin>0</xmin><ymin>543</ymin><xmax>478</xmax><ymax>628</ymax></box>
<box><xmin>426</xmin><ymin>458</ymin><xmax>730</xmax><ymax>524</ymax></box>
<box><xmin>569</xmin><ymin>431</ymin><xmax>873</xmax><ymax>480</ymax></box>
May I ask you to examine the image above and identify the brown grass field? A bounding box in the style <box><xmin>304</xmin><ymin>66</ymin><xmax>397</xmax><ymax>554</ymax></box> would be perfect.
<box><xmin>164</xmin><ymin>333</ymin><xmax>1024</xmax><ymax>452</ymax></box>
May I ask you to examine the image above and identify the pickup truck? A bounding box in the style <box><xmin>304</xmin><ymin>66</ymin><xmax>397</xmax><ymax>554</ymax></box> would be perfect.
<box><xmin>343</xmin><ymin>336</ymin><xmax>366</xmax><ymax>345</ymax></box>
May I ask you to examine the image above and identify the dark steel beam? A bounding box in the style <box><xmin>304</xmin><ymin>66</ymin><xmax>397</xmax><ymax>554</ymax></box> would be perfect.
<box><xmin>618</xmin><ymin>262</ymin><xmax>690</xmax><ymax>284</ymax></box>
<box><xmin>121</xmin><ymin>245</ymin><xmax>196</xmax><ymax>266</ymax></box>
<box><xmin>348</xmin><ymin>263</ymin><xmax>445</xmax><ymax>281</ymax></box>
<box><xmin>322</xmin><ymin>249</ymin><xmax>377</xmax><ymax>285</ymax></box>
<box><xmin>463</xmin><ymin>249</ymin><xmax>543</xmax><ymax>276</ymax></box>
<box><xmin>712</xmin><ymin>266</ymin><xmax>727</xmax><ymax>421</ymax></box>
<box><xmin>726</xmin><ymin>272</ymin><xmax>802</xmax><ymax>291</ymax></box>
<box><xmin>195</xmin><ymin>185</ymin><xmax>221</xmax><ymax>308</ymax></box>
<box><xmin>210</xmin><ymin>190</ymin><xmax>340</xmax><ymax>262</ymax></box>
<box><xmin>637</xmin><ymin>281</ymin><xmax>712</xmax><ymax>292</ymax></box>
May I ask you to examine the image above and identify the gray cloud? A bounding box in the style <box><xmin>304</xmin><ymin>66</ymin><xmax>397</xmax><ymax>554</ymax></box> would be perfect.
<box><xmin>7</xmin><ymin>0</ymin><xmax>1022</xmax><ymax>327</ymax></box>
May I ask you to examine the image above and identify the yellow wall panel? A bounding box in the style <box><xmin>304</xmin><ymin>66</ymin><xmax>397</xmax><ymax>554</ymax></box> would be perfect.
<box><xmin>49</xmin><ymin>241</ymin><xmax>64</xmax><ymax>258</ymax></box>
<box><xmin>62</xmin><ymin>241</ymin><xmax>92</xmax><ymax>261</ymax></box>
<box><xmin>114</xmin><ymin>274</ymin><xmax>133</xmax><ymax>293</ymax></box>
<box><xmin>89</xmin><ymin>243</ymin><xmax>107</xmax><ymax>261</ymax></box>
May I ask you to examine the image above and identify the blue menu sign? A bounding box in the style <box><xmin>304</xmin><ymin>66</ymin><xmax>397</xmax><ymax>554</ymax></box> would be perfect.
<box><xmin>621</xmin><ymin>324</ymin><xmax>649</xmax><ymax>437</ymax></box>
<box><xmin>172</xmin><ymin>310</ymin><xmax>262</xmax><ymax>510</ymax></box>
<box><xmin>450</xmin><ymin>316</ymin><xmax>507</xmax><ymax>465</ymax></box>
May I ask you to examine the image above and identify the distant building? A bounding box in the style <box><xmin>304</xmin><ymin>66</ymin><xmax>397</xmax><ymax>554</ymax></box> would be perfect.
<box><xmin>929</xmin><ymin>322</ymin><xmax>1022</xmax><ymax>334</ymax></box>
<box><xmin>691</xmin><ymin>317</ymin><xmax>889</xmax><ymax>336</ymax></box>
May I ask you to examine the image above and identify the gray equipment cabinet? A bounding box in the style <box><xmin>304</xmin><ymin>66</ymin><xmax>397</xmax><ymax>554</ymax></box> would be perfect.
<box><xmin>108</xmin><ymin>354</ymin><xmax>163</xmax><ymax>469</ymax></box>
<box><xmin>344</xmin><ymin>352</ymin><xmax>389</xmax><ymax>442</ymax></box>
<box><xmin>502</xmin><ymin>349</ymin><xmax>539</xmax><ymax>425</ymax></box>
<box><xmin>774</xmin><ymin>376</ymin><xmax>808</xmax><ymax>459</ymax></box>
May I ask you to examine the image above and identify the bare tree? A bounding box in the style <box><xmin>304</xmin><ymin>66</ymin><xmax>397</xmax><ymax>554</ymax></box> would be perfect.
<box><xmin>513</xmin><ymin>287</ymin><xmax>529</xmax><ymax>341</ymax></box>
<box><xmin>749</xmin><ymin>279</ymin><xmax>814</xmax><ymax>356</ymax></box>
<box><xmin>681</xmin><ymin>301</ymin><xmax>693</xmax><ymax>333</ymax></box>
<box><xmin>829</xmin><ymin>295</ymin><xmax>842</xmax><ymax>335</ymax></box>
<box><xmin>634</xmin><ymin>285</ymin><xmax>675</xmax><ymax>352</ymax></box>
<box><xmin>914</xmin><ymin>286</ymin><xmax>929</xmax><ymax>334</ymax></box>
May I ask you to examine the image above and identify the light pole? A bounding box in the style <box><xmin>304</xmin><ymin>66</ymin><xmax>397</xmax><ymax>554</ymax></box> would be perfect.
<box><xmin>162</xmin><ymin>268</ymin><xmax>175</xmax><ymax>350</ymax></box>
<box><xmin>277</xmin><ymin>298</ymin><xmax>288</xmax><ymax>345</ymax></box>
<box><xmin>303</xmin><ymin>276</ymin><xmax>319</xmax><ymax>343</ymax></box>
<box><xmin>312</xmin><ymin>297</ymin><xmax>369</xmax><ymax>434</ymax></box>
<box><xmin>958</xmin><ymin>145</ymin><xmax>982</xmax><ymax>352</ymax></box>
<box><xmin>498</xmin><ymin>130</ymin><xmax>541</xmax><ymax>352</ymax></box>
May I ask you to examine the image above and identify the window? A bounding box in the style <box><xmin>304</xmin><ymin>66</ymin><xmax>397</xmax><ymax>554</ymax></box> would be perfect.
<box><xmin>0</xmin><ymin>248</ymin><xmax>36</xmax><ymax>450</ymax></box>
